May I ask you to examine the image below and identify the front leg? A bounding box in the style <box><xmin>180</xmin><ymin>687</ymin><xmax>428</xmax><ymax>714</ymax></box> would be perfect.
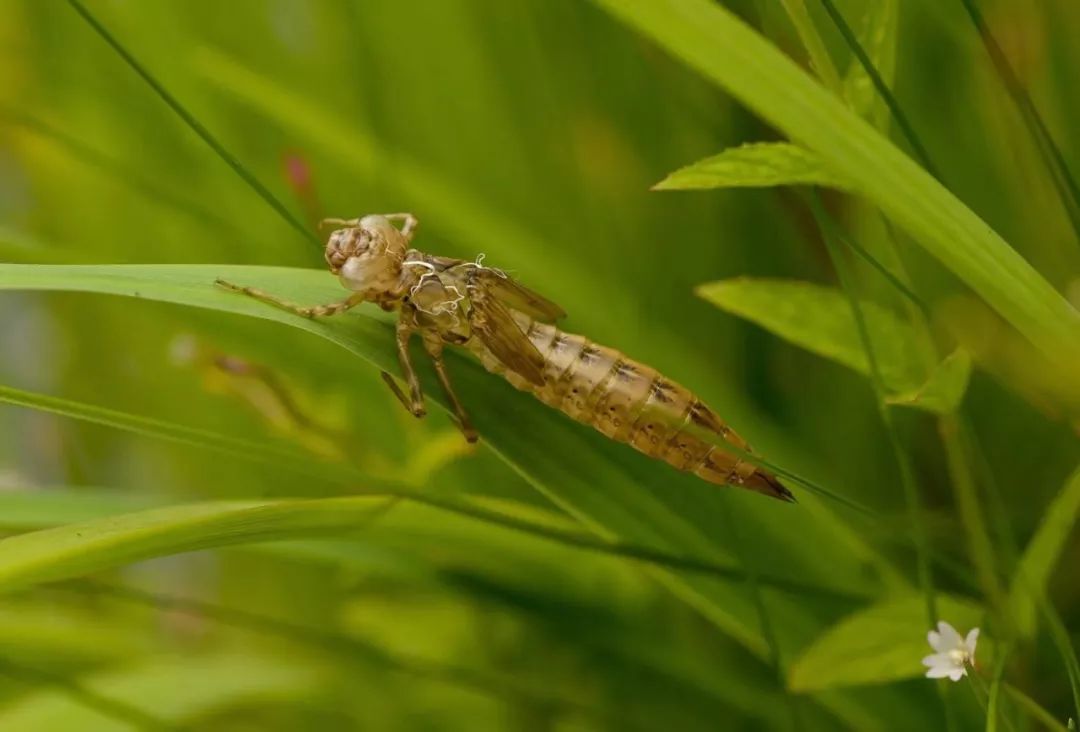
<box><xmin>383</xmin><ymin>320</ymin><xmax>426</xmax><ymax>418</ymax></box>
<box><xmin>216</xmin><ymin>279</ymin><xmax>365</xmax><ymax>318</ymax></box>
<box><xmin>422</xmin><ymin>336</ymin><xmax>478</xmax><ymax>443</ymax></box>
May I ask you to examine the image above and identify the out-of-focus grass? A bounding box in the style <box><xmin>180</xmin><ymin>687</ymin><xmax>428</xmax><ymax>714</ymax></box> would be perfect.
<box><xmin>0</xmin><ymin>0</ymin><xmax>1077</xmax><ymax>729</ymax></box>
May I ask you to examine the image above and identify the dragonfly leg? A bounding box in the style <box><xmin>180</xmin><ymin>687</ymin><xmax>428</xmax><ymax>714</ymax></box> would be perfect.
<box><xmin>387</xmin><ymin>323</ymin><xmax>426</xmax><ymax>418</ymax></box>
<box><xmin>216</xmin><ymin>279</ymin><xmax>364</xmax><ymax>318</ymax></box>
<box><xmin>382</xmin><ymin>213</ymin><xmax>419</xmax><ymax>241</ymax></box>
<box><xmin>422</xmin><ymin>338</ymin><xmax>478</xmax><ymax>443</ymax></box>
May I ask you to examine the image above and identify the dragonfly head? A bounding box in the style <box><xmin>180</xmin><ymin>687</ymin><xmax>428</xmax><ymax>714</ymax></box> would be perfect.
<box><xmin>323</xmin><ymin>215</ymin><xmax>407</xmax><ymax>294</ymax></box>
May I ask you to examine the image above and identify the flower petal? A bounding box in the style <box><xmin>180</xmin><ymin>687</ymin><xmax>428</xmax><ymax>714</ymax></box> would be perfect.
<box><xmin>928</xmin><ymin>630</ymin><xmax>942</xmax><ymax>651</ymax></box>
<box><xmin>948</xmin><ymin>666</ymin><xmax>966</xmax><ymax>682</ymax></box>
<box><xmin>965</xmin><ymin>627</ymin><xmax>980</xmax><ymax>653</ymax></box>
<box><xmin>926</xmin><ymin>665</ymin><xmax>952</xmax><ymax>679</ymax></box>
<box><xmin>922</xmin><ymin>653</ymin><xmax>949</xmax><ymax>669</ymax></box>
<box><xmin>937</xmin><ymin>621</ymin><xmax>962</xmax><ymax>649</ymax></box>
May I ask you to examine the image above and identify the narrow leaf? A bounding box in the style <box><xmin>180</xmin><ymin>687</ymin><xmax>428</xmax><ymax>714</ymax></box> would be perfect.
<box><xmin>590</xmin><ymin>0</ymin><xmax>1080</xmax><ymax>371</ymax></box>
<box><xmin>842</xmin><ymin>0</ymin><xmax>899</xmax><ymax>127</ymax></box>
<box><xmin>697</xmin><ymin>278</ymin><xmax>923</xmax><ymax>392</ymax></box>
<box><xmin>1009</xmin><ymin>465</ymin><xmax>1080</xmax><ymax>636</ymax></box>
<box><xmin>653</xmin><ymin>142</ymin><xmax>848</xmax><ymax>191</ymax></box>
<box><xmin>885</xmin><ymin>348</ymin><xmax>973</xmax><ymax>414</ymax></box>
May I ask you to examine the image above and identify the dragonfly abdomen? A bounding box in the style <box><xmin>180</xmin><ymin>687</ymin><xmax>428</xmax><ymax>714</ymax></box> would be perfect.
<box><xmin>468</xmin><ymin>313</ymin><xmax>793</xmax><ymax>501</ymax></box>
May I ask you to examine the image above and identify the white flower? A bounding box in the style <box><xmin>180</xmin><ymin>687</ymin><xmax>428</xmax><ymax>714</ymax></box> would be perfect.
<box><xmin>922</xmin><ymin>621</ymin><xmax>979</xmax><ymax>681</ymax></box>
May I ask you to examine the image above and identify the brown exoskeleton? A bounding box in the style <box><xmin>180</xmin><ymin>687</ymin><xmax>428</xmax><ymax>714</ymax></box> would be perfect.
<box><xmin>217</xmin><ymin>213</ymin><xmax>793</xmax><ymax>501</ymax></box>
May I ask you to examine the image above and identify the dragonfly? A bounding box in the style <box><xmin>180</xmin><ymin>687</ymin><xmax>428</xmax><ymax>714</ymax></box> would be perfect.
<box><xmin>216</xmin><ymin>213</ymin><xmax>793</xmax><ymax>502</ymax></box>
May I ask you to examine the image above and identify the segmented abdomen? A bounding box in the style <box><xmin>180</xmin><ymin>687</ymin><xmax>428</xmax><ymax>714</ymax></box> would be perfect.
<box><xmin>468</xmin><ymin>312</ymin><xmax>793</xmax><ymax>501</ymax></box>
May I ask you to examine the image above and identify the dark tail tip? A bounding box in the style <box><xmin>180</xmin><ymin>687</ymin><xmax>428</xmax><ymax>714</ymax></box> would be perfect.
<box><xmin>743</xmin><ymin>471</ymin><xmax>797</xmax><ymax>503</ymax></box>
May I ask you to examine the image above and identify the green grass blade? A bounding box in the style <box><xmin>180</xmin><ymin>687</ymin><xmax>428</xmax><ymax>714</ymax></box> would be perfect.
<box><xmin>779</xmin><ymin>0</ymin><xmax>842</xmax><ymax>94</ymax></box>
<box><xmin>958</xmin><ymin>0</ymin><xmax>1080</xmax><ymax>245</ymax></box>
<box><xmin>808</xmin><ymin>190</ymin><xmax>938</xmax><ymax>625</ymax></box>
<box><xmin>819</xmin><ymin>0</ymin><xmax>937</xmax><ymax>177</ymax></box>
<box><xmin>653</xmin><ymin>142</ymin><xmax>847</xmax><ymax>190</ymax></box>
<box><xmin>0</xmin><ymin>382</ymin><xmax>352</xmax><ymax>482</ymax></box>
<box><xmin>841</xmin><ymin>0</ymin><xmax>899</xmax><ymax>127</ymax></box>
<box><xmin>590</xmin><ymin>0</ymin><xmax>1080</xmax><ymax>370</ymax></box>
<box><xmin>0</xmin><ymin>261</ymin><xmax>898</xmax><ymax>663</ymax></box>
<box><xmin>0</xmin><ymin>653</ymin><xmax>321</xmax><ymax>731</ymax></box>
<box><xmin>64</xmin><ymin>0</ymin><xmax>319</xmax><ymax>248</ymax></box>
<box><xmin>1008</xmin><ymin>465</ymin><xmax>1080</xmax><ymax>636</ymax></box>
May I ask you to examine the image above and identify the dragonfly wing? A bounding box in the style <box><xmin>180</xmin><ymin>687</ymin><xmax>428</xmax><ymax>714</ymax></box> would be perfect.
<box><xmin>468</xmin><ymin>282</ymin><xmax>547</xmax><ymax>385</ymax></box>
<box><xmin>473</xmin><ymin>269</ymin><xmax>566</xmax><ymax>323</ymax></box>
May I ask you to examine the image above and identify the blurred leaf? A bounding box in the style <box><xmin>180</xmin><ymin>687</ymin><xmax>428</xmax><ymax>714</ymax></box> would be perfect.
<box><xmin>779</xmin><ymin>0</ymin><xmax>841</xmax><ymax>94</ymax></box>
<box><xmin>591</xmin><ymin>0</ymin><xmax>1080</xmax><ymax>371</ymax></box>
<box><xmin>1008</xmin><ymin>465</ymin><xmax>1080</xmax><ymax>637</ymax></box>
<box><xmin>697</xmin><ymin>278</ymin><xmax>923</xmax><ymax>392</ymax></box>
<box><xmin>0</xmin><ymin>605</ymin><xmax>145</xmax><ymax>666</ymax></box>
<box><xmin>788</xmin><ymin>594</ymin><xmax>983</xmax><ymax>691</ymax></box>
<box><xmin>0</xmin><ymin>652</ymin><xmax>322</xmax><ymax>731</ymax></box>
<box><xmin>653</xmin><ymin>143</ymin><xmax>848</xmax><ymax>190</ymax></box>
<box><xmin>0</xmin><ymin>263</ymin><xmax>892</xmax><ymax>663</ymax></box>
<box><xmin>842</xmin><ymin>0</ymin><xmax>899</xmax><ymax>127</ymax></box>
<box><xmin>885</xmin><ymin>349</ymin><xmax>973</xmax><ymax>414</ymax></box>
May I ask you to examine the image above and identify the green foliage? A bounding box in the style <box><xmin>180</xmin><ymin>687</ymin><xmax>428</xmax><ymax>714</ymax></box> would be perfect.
<box><xmin>1</xmin><ymin>0</ymin><xmax>1079</xmax><ymax>729</ymax></box>
<box><xmin>653</xmin><ymin>143</ymin><xmax>846</xmax><ymax>191</ymax></box>
<box><xmin>885</xmin><ymin>349</ymin><xmax>973</xmax><ymax>415</ymax></box>
<box><xmin>697</xmin><ymin>278</ymin><xmax>923</xmax><ymax>392</ymax></box>
<box><xmin>788</xmin><ymin>595</ymin><xmax>982</xmax><ymax>691</ymax></box>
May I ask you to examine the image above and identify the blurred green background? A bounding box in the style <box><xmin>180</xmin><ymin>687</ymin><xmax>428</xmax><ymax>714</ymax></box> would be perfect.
<box><xmin>0</xmin><ymin>0</ymin><xmax>1078</xmax><ymax>729</ymax></box>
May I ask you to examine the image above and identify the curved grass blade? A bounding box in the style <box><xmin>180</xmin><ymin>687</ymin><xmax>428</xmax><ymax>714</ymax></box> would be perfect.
<box><xmin>1009</xmin><ymin>466</ymin><xmax>1080</xmax><ymax>636</ymax></box>
<box><xmin>64</xmin><ymin>0</ymin><xmax>318</xmax><ymax>248</ymax></box>
<box><xmin>0</xmin><ymin>653</ymin><xmax>320</xmax><ymax>732</ymax></box>
<box><xmin>59</xmin><ymin>583</ymin><xmax>634</xmax><ymax>729</ymax></box>
<box><xmin>589</xmin><ymin>0</ymin><xmax>1080</xmax><ymax>370</ymax></box>
<box><xmin>0</xmin><ymin>262</ymin><xmax>896</xmax><ymax>663</ymax></box>
<box><xmin>0</xmin><ymin>657</ymin><xmax>177</xmax><ymax>732</ymax></box>
<box><xmin>0</xmin><ymin>382</ymin><xmax>356</xmax><ymax>484</ymax></box>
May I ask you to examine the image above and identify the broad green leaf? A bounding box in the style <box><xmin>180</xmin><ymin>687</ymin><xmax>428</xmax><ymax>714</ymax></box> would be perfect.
<box><xmin>653</xmin><ymin>142</ymin><xmax>848</xmax><ymax>191</ymax></box>
<box><xmin>697</xmin><ymin>278</ymin><xmax>923</xmax><ymax>392</ymax></box>
<box><xmin>843</xmin><ymin>0</ymin><xmax>900</xmax><ymax>127</ymax></box>
<box><xmin>590</xmin><ymin>0</ymin><xmax>1080</xmax><ymax>372</ymax></box>
<box><xmin>0</xmin><ymin>652</ymin><xmax>322</xmax><ymax>731</ymax></box>
<box><xmin>1009</xmin><ymin>465</ymin><xmax>1080</xmax><ymax>636</ymax></box>
<box><xmin>0</xmin><ymin>263</ymin><xmax>893</xmax><ymax>662</ymax></box>
<box><xmin>788</xmin><ymin>594</ymin><xmax>983</xmax><ymax>691</ymax></box>
<box><xmin>885</xmin><ymin>348</ymin><xmax>973</xmax><ymax>414</ymax></box>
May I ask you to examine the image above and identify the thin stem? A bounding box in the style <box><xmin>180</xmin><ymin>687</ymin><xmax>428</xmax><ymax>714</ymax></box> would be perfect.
<box><xmin>717</xmin><ymin>498</ymin><xmax>801</xmax><ymax>731</ymax></box>
<box><xmin>65</xmin><ymin>0</ymin><xmax>320</xmax><ymax>248</ymax></box>
<box><xmin>779</xmin><ymin>0</ymin><xmax>843</xmax><ymax>94</ymax></box>
<box><xmin>940</xmin><ymin>415</ymin><xmax>1007</xmax><ymax>611</ymax></box>
<box><xmin>818</xmin><ymin>0</ymin><xmax>941</xmax><ymax>180</ymax></box>
<box><xmin>808</xmin><ymin>190</ymin><xmax>937</xmax><ymax>627</ymax></box>
<box><xmin>957</xmin><ymin>0</ymin><xmax>1080</xmax><ymax>247</ymax></box>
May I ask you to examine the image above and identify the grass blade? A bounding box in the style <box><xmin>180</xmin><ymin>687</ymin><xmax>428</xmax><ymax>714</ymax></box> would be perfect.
<box><xmin>590</xmin><ymin>0</ymin><xmax>1080</xmax><ymax>369</ymax></box>
<box><xmin>957</xmin><ymin>0</ymin><xmax>1080</xmax><ymax>246</ymax></box>
<box><xmin>64</xmin><ymin>0</ymin><xmax>319</xmax><ymax>247</ymax></box>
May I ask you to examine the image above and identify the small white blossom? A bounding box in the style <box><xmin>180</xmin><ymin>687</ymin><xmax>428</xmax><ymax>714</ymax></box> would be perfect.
<box><xmin>922</xmin><ymin>621</ymin><xmax>979</xmax><ymax>681</ymax></box>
